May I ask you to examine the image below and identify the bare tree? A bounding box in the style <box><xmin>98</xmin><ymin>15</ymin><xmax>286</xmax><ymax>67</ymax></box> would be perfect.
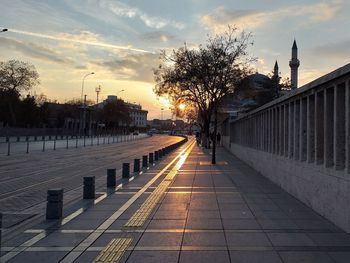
<box><xmin>154</xmin><ymin>26</ymin><xmax>254</xmax><ymax>163</ymax></box>
<box><xmin>0</xmin><ymin>60</ymin><xmax>40</xmax><ymax>125</ymax></box>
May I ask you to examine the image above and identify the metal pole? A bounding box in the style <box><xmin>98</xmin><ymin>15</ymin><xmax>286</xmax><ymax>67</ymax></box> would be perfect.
<box><xmin>75</xmin><ymin>136</ymin><xmax>78</xmax><ymax>148</ymax></box>
<box><xmin>54</xmin><ymin>139</ymin><xmax>56</xmax><ymax>150</ymax></box>
<box><xmin>42</xmin><ymin>137</ymin><xmax>46</xmax><ymax>152</ymax></box>
<box><xmin>26</xmin><ymin>140</ymin><xmax>29</xmax><ymax>154</ymax></box>
<box><xmin>7</xmin><ymin>140</ymin><xmax>10</xmax><ymax>156</ymax></box>
<box><xmin>66</xmin><ymin>136</ymin><xmax>69</xmax><ymax>149</ymax></box>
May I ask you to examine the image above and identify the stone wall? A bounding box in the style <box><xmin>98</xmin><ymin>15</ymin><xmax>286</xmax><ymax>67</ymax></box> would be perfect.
<box><xmin>225</xmin><ymin>63</ymin><xmax>350</xmax><ymax>232</ymax></box>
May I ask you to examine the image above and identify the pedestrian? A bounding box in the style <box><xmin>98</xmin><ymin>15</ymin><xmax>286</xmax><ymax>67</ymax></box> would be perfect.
<box><xmin>216</xmin><ymin>132</ymin><xmax>221</xmax><ymax>146</ymax></box>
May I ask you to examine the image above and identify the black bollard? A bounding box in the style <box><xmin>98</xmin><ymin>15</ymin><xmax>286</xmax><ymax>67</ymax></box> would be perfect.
<box><xmin>134</xmin><ymin>159</ymin><xmax>140</xmax><ymax>173</ymax></box>
<box><xmin>46</xmin><ymin>189</ymin><xmax>63</xmax><ymax>220</ymax></box>
<box><xmin>142</xmin><ymin>155</ymin><xmax>148</xmax><ymax>168</ymax></box>
<box><xmin>0</xmin><ymin>212</ymin><xmax>2</xmax><ymax>247</ymax></box>
<box><xmin>149</xmin><ymin>152</ymin><xmax>154</xmax><ymax>164</ymax></box>
<box><xmin>83</xmin><ymin>177</ymin><xmax>95</xmax><ymax>199</ymax></box>
<box><xmin>122</xmin><ymin>163</ymin><xmax>130</xmax><ymax>178</ymax></box>
<box><xmin>107</xmin><ymin>168</ymin><xmax>116</xmax><ymax>187</ymax></box>
<box><xmin>154</xmin><ymin>150</ymin><xmax>159</xmax><ymax>161</ymax></box>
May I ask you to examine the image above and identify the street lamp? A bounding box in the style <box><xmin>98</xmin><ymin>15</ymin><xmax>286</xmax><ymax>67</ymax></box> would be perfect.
<box><xmin>81</xmin><ymin>72</ymin><xmax>94</xmax><ymax>102</ymax></box>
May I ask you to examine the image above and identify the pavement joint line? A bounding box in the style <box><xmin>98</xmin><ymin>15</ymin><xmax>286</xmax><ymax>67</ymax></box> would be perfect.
<box><xmin>0</xmin><ymin>143</ymin><xmax>180</xmax><ymax>262</ymax></box>
<box><xmin>59</xmin><ymin>140</ymin><xmax>194</xmax><ymax>263</ymax></box>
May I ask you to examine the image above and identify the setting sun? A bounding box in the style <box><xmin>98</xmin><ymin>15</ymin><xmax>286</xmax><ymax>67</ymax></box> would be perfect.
<box><xmin>178</xmin><ymin>103</ymin><xmax>186</xmax><ymax>110</ymax></box>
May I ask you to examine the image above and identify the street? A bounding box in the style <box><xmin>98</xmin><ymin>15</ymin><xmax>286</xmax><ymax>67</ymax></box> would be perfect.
<box><xmin>0</xmin><ymin>134</ymin><xmax>183</xmax><ymax>239</ymax></box>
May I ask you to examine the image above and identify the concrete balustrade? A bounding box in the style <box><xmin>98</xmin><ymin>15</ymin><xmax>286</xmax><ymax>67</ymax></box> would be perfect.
<box><xmin>224</xmin><ymin>64</ymin><xmax>350</xmax><ymax>232</ymax></box>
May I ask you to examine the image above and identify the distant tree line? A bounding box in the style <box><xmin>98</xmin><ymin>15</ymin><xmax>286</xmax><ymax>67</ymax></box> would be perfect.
<box><xmin>0</xmin><ymin>60</ymin><xmax>131</xmax><ymax>130</ymax></box>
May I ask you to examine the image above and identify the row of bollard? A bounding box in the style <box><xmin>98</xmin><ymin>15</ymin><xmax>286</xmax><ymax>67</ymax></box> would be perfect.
<box><xmin>45</xmin><ymin>136</ymin><xmax>188</xmax><ymax>220</ymax></box>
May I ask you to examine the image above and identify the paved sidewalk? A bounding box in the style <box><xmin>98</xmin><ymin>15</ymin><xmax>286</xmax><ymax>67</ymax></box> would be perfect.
<box><xmin>1</xmin><ymin>141</ymin><xmax>350</xmax><ymax>262</ymax></box>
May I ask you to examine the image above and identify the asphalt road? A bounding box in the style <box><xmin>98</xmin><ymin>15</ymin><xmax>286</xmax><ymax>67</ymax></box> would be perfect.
<box><xmin>0</xmin><ymin>134</ymin><xmax>183</xmax><ymax>238</ymax></box>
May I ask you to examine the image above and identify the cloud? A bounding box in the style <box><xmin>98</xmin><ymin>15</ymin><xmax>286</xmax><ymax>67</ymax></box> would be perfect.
<box><xmin>97</xmin><ymin>0</ymin><xmax>185</xmax><ymax>30</ymax></box>
<box><xmin>0</xmin><ymin>37</ymin><xmax>73</xmax><ymax>64</ymax></box>
<box><xmin>311</xmin><ymin>39</ymin><xmax>350</xmax><ymax>59</ymax></box>
<box><xmin>95</xmin><ymin>53</ymin><xmax>159</xmax><ymax>83</ymax></box>
<box><xmin>8</xmin><ymin>28</ymin><xmax>151</xmax><ymax>53</ymax></box>
<box><xmin>200</xmin><ymin>1</ymin><xmax>343</xmax><ymax>32</ymax></box>
<box><xmin>140</xmin><ymin>31</ymin><xmax>176</xmax><ymax>43</ymax></box>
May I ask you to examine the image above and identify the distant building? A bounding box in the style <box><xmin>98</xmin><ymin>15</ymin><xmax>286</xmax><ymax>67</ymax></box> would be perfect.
<box><xmin>95</xmin><ymin>95</ymin><xmax>148</xmax><ymax>129</ymax></box>
<box><xmin>127</xmin><ymin>102</ymin><xmax>147</xmax><ymax>128</ymax></box>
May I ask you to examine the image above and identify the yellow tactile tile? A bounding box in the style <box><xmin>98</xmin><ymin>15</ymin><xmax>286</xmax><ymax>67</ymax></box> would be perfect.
<box><xmin>93</xmin><ymin>237</ymin><xmax>132</xmax><ymax>263</ymax></box>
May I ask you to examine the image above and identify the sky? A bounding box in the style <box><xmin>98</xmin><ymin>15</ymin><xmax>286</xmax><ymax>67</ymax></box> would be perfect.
<box><xmin>1</xmin><ymin>0</ymin><xmax>349</xmax><ymax>119</ymax></box>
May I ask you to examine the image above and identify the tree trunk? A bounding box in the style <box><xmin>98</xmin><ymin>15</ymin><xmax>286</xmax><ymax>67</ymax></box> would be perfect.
<box><xmin>8</xmin><ymin>101</ymin><xmax>16</xmax><ymax>126</ymax></box>
<box><xmin>201</xmin><ymin>118</ymin><xmax>210</xmax><ymax>148</ymax></box>
<box><xmin>211</xmin><ymin>109</ymin><xmax>218</xmax><ymax>164</ymax></box>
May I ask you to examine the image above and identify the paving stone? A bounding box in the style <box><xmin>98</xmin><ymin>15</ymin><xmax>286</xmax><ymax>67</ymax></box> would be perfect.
<box><xmin>8</xmin><ymin>251</ymin><xmax>68</xmax><ymax>263</ymax></box>
<box><xmin>188</xmin><ymin>210</ymin><xmax>221</xmax><ymax>219</ymax></box>
<box><xmin>307</xmin><ymin>233</ymin><xmax>350</xmax><ymax>246</ymax></box>
<box><xmin>279</xmin><ymin>251</ymin><xmax>334</xmax><ymax>263</ymax></box>
<box><xmin>328</xmin><ymin>252</ymin><xmax>350</xmax><ymax>263</ymax></box>
<box><xmin>2</xmin><ymin>233</ymin><xmax>36</xmax><ymax>246</ymax></box>
<box><xmin>226</xmin><ymin>232</ymin><xmax>272</xmax><ymax>247</ymax></box>
<box><xmin>267</xmin><ymin>233</ymin><xmax>316</xmax><ymax>246</ymax></box>
<box><xmin>179</xmin><ymin>251</ymin><xmax>230</xmax><ymax>263</ymax></box>
<box><xmin>137</xmin><ymin>232</ymin><xmax>183</xmax><ymax>247</ymax></box>
<box><xmin>148</xmin><ymin>219</ymin><xmax>186</xmax><ymax>229</ymax></box>
<box><xmin>74</xmin><ymin>251</ymin><xmax>100</xmax><ymax>263</ymax></box>
<box><xmin>222</xmin><ymin>219</ymin><xmax>261</xmax><ymax>230</ymax></box>
<box><xmin>34</xmin><ymin>232</ymin><xmax>89</xmax><ymax>247</ymax></box>
<box><xmin>183</xmin><ymin>232</ymin><xmax>227</xmax><ymax>247</ymax></box>
<box><xmin>220</xmin><ymin>210</ymin><xmax>254</xmax><ymax>219</ymax></box>
<box><xmin>127</xmin><ymin>251</ymin><xmax>179</xmax><ymax>263</ymax></box>
<box><xmin>186</xmin><ymin>218</ymin><xmax>223</xmax><ymax>230</ymax></box>
<box><xmin>229</xmin><ymin>251</ymin><xmax>282</xmax><ymax>263</ymax></box>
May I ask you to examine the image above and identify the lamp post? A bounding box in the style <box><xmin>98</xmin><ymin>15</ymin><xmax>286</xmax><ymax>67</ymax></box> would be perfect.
<box><xmin>80</xmin><ymin>72</ymin><xmax>94</xmax><ymax>134</ymax></box>
<box><xmin>81</xmin><ymin>72</ymin><xmax>94</xmax><ymax>102</ymax></box>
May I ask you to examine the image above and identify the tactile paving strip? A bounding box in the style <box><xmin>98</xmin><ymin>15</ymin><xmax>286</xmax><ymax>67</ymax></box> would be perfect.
<box><xmin>93</xmin><ymin>237</ymin><xmax>132</xmax><ymax>263</ymax></box>
<box><xmin>124</xmin><ymin>164</ymin><xmax>179</xmax><ymax>227</ymax></box>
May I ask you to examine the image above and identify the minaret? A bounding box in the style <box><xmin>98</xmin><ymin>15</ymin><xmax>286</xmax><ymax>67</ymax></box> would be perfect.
<box><xmin>289</xmin><ymin>40</ymin><xmax>300</xmax><ymax>90</ymax></box>
<box><xmin>273</xmin><ymin>60</ymin><xmax>279</xmax><ymax>78</ymax></box>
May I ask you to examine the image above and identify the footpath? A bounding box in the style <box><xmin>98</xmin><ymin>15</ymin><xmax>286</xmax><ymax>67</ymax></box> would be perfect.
<box><xmin>1</xmin><ymin>138</ymin><xmax>350</xmax><ymax>263</ymax></box>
